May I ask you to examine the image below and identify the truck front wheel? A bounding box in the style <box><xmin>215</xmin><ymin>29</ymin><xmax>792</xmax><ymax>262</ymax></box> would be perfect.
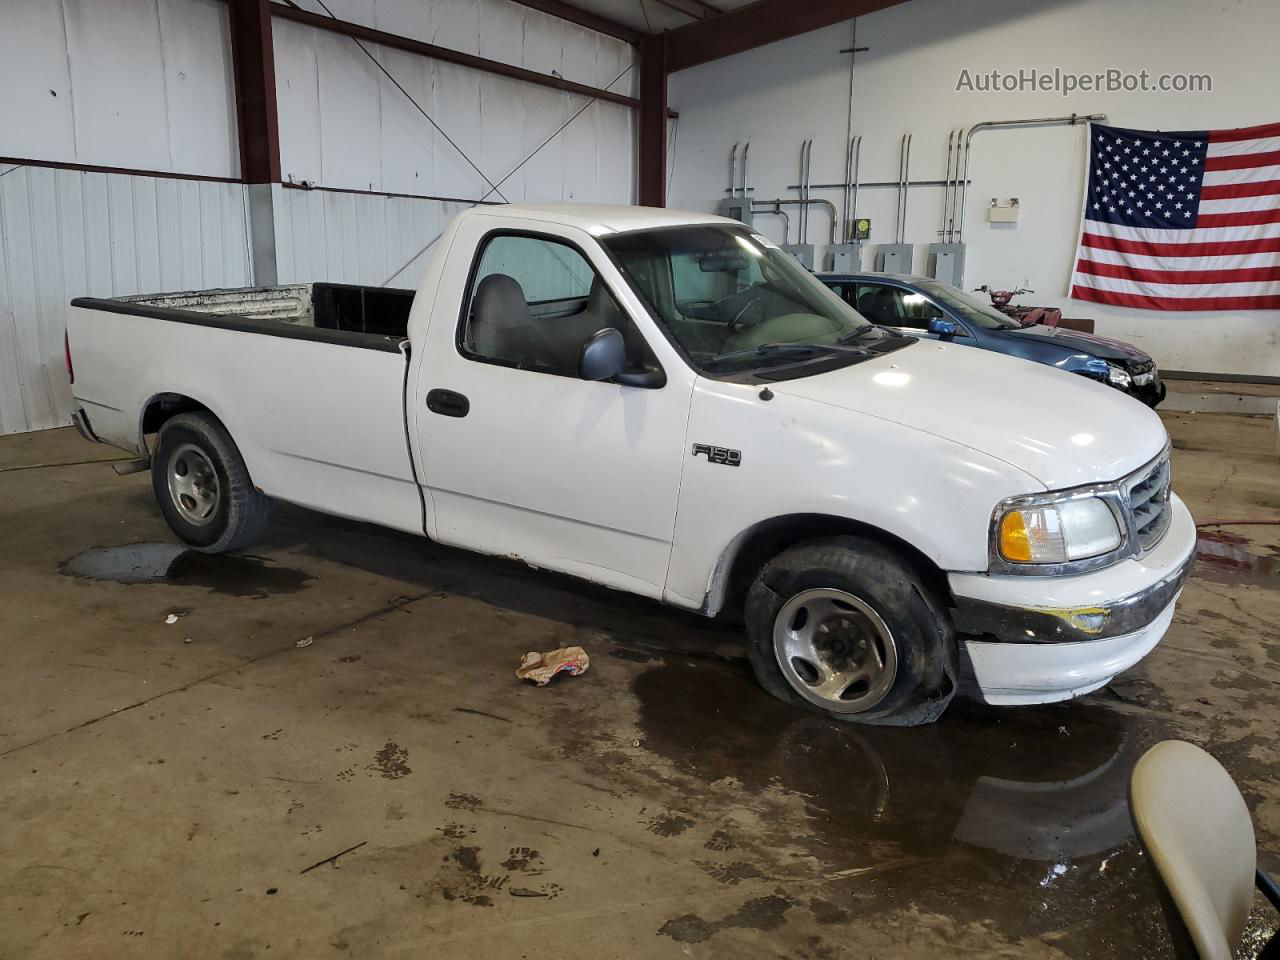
<box><xmin>151</xmin><ymin>412</ymin><xmax>270</xmax><ymax>553</ymax></box>
<box><xmin>744</xmin><ymin>535</ymin><xmax>956</xmax><ymax>726</ymax></box>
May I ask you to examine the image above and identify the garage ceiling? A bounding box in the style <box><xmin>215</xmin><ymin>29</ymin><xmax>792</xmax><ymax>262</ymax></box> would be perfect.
<box><xmin>552</xmin><ymin>0</ymin><xmax>760</xmax><ymax>36</ymax></box>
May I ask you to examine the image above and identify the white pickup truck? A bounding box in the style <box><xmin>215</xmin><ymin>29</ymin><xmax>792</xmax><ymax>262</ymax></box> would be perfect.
<box><xmin>66</xmin><ymin>203</ymin><xmax>1195</xmax><ymax>725</ymax></box>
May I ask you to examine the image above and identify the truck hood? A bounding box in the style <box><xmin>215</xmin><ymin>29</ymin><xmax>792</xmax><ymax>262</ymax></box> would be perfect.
<box><xmin>992</xmin><ymin>324</ymin><xmax>1152</xmax><ymax>364</ymax></box>
<box><xmin>770</xmin><ymin>342</ymin><xmax>1166</xmax><ymax>490</ymax></box>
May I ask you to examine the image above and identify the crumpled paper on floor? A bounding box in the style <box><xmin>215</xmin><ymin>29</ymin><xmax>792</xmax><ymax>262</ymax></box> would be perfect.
<box><xmin>516</xmin><ymin>646</ymin><xmax>590</xmax><ymax>686</ymax></box>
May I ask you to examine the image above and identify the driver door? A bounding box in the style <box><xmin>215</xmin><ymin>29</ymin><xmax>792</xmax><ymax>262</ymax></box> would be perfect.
<box><xmin>411</xmin><ymin>224</ymin><xmax>693</xmax><ymax>598</ymax></box>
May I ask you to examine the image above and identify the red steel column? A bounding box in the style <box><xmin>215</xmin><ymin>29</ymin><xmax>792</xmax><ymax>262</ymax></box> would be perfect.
<box><xmin>637</xmin><ymin>34</ymin><xmax>668</xmax><ymax>207</ymax></box>
<box><xmin>228</xmin><ymin>0</ymin><xmax>281</xmax><ymax>184</ymax></box>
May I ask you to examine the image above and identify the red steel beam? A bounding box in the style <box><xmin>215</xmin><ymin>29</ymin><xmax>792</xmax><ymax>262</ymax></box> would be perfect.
<box><xmin>228</xmin><ymin>0</ymin><xmax>282</xmax><ymax>183</ymax></box>
<box><xmin>0</xmin><ymin>155</ymin><xmax>242</xmax><ymax>184</ymax></box>
<box><xmin>506</xmin><ymin>0</ymin><xmax>645</xmax><ymax>43</ymax></box>
<box><xmin>637</xmin><ymin>34</ymin><xmax>668</xmax><ymax>206</ymax></box>
<box><xmin>666</xmin><ymin>0</ymin><xmax>909</xmax><ymax>72</ymax></box>
<box><xmin>272</xmin><ymin>3</ymin><xmax>641</xmax><ymax>109</ymax></box>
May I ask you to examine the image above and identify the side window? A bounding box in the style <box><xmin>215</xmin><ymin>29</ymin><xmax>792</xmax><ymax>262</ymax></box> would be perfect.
<box><xmin>460</xmin><ymin>233</ymin><xmax>654</xmax><ymax>377</ymax></box>
<box><xmin>820</xmin><ymin>282</ymin><xmax>854</xmax><ymax>307</ymax></box>
<box><xmin>853</xmin><ymin>284</ymin><xmax>943</xmax><ymax>330</ymax></box>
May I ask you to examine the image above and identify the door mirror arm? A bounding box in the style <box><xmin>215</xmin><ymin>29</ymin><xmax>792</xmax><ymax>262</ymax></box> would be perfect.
<box><xmin>614</xmin><ymin>367</ymin><xmax>667</xmax><ymax>389</ymax></box>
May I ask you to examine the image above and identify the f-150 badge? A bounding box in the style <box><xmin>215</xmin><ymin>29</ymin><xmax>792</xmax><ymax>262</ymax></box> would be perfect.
<box><xmin>692</xmin><ymin>444</ymin><xmax>741</xmax><ymax>467</ymax></box>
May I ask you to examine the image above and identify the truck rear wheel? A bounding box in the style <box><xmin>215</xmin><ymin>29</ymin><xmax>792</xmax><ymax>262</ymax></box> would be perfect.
<box><xmin>151</xmin><ymin>412</ymin><xmax>270</xmax><ymax>553</ymax></box>
<box><xmin>744</xmin><ymin>535</ymin><xmax>956</xmax><ymax>726</ymax></box>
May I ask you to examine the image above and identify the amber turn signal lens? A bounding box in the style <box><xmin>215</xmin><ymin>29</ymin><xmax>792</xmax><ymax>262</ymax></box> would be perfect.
<box><xmin>999</xmin><ymin>510</ymin><xmax>1032</xmax><ymax>563</ymax></box>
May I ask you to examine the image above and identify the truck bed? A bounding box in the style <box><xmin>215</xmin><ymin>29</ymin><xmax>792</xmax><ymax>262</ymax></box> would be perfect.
<box><xmin>68</xmin><ymin>281</ymin><xmax>424</xmax><ymax>536</ymax></box>
<box><xmin>75</xmin><ymin>282</ymin><xmax>415</xmax><ymax>350</ymax></box>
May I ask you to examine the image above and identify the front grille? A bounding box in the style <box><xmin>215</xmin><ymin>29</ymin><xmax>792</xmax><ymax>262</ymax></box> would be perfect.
<box><xmin>1126</xmin><ymin>454</ymin><xmax>1172</xmax><ymax>551</ymax></box>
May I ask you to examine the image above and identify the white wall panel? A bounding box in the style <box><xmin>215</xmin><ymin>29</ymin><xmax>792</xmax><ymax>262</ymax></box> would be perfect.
<box><xmin>0</xmin><ymin>0</ymin><xmax>77</xmax><ymax>162</ymax></box>
<box><xmin>158</xmin><ymin>0</ymin><xmax>240</xmax><ymax>176</ymax></box>
<box><xmin>520</xmin><ymin>92</ymin><xmax>567</xmax><ymax>204</ymax></box>
<box><xmin>378</xmin><ymin>48</ymin><xmax>437</xmax><ymax>194</ymax></box>
<box><xmin>275</xmin><ymin>19</ymin><xmax>326</xmax><ymax>185</ymax></box>
<box><xmin>0</xmin><ymin>167</ymin><xmax>250</xmax><ymax>434</ymax></box>
<box><xmin>287</xmin><ymin>0</ymin><xmax>635</xmax><ymax>94</ymax></box>
<box><xmin>668</xmin><ymin>0</ymin><xmax>1280</xmax><ymax>376</ymax></box>
<box><xmin>0</xmin><ymin>0</ymin><xmax>239</xmax><ymax>179</ymax></box>
<box><xmin>275</xmin><ymin>8</ymin><xmax>638</xmax><ymax>203</ymax></box>
<box><xmin>315</xmin><ymin>28</ymin><xmax>384</xmax><ymax>190</ymax></box>
<box><xmin>273</xmin><ymin>186</ymin><xmax>466</xmax><ymax>291</ymax></box>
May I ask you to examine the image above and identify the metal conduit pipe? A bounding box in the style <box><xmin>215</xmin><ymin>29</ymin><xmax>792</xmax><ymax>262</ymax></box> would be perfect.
<box><xmin>948</xmin><ymin>127</ymin><xmax>964</xmax><ymax>242</ymax></box>
<box><xmin>755</xmin><ymin>198</ymin><xmax>838</xmax><ymax>246</ymax></box>
<box><xmin>740</xmin><ymin>141</ymin><xmax>750</xmax><ymax>196</ymax></box>
<box><xmin>751</xmin><ymin>202</ymin><xmax>791</xmax><ymax>244</ymax></box>
<box><xmin>795</xmin><ymin>142</ymin><xmax>804</xmax><ymax>241</ymax></box>
<box><xmin>842</xmin><ymin>18</ymin><xmax>858</xmax><ymax>241</ymax></box>
<box><xmin>950</xmin><ymin>127</ymin><xmax>965</xmax><ymax>242</ymax></box>
<box><xmin>940</xmin><ymin>130</ymin><xmax>952</xmax><ymax>243</ymax></box>
<box><xmin>848</xmin><ymin>135</ymin><xmax>862</xmax><ymax>243</ymax></box>
<box><xmin>842</xmin><ymin>136</ymin><xmax>854</xmax><ymax>241</ymax></box>
<box><xmin>728</xmin><ymin>142</ymin><xmax>739</xmax><ymax>195</ymax></box>
<box><xmin>806</xmin><ymin>138</ymin><xmax>815</xmax><ymax>241</ymax></box>
<box><xmin>799</xmin><ymin>139</ymin><xmax>813</xmax><ymax>242</ymax></box>
<box><xmin>901</xmin><ymin>133</ymin><xmax>912</xmax><ymax>243</ymax></box>
<box><xmin>958</xmin><ymin>113</ymin><xmax>1106</xmax><ymax>241</ymax></box>
<box><xmin>896</xmin><ymin>135</ymin><xmax>906</xmax><ymax>244</ymax></box>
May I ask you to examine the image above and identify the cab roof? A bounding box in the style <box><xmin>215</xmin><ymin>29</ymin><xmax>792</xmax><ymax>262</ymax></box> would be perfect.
<box><xmin>465</xmin><ymin>202</ymin><xmax>734</xmax><ymax>236</ymax></box>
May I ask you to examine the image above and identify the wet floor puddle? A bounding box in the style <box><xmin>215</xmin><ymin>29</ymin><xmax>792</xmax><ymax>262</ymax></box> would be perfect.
<box><xmin>624</xmin><ymin>656</ymin><xmax>1181</xmax><ymax>954</ymax></box>
<box><xmin>60</xmin><ymin>543</ymin><xmax>313</xmax><ymax>598</ymax></box>
<box><xmin>1194</xmin><ymin>529</ymin><xmax>1280</xmax><ymax>588</ymax></box>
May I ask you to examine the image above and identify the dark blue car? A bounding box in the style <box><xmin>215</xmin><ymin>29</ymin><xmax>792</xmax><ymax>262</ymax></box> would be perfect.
<box><xmin>819</xmin><ymin>274</ymin><xmax>1165</xmax><ymax>407</ymax></box>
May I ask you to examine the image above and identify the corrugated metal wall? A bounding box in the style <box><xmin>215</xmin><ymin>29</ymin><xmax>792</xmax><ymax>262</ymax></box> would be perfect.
<box><xmin>0</xmin><ymin>0</ymin><xmax>240</xmax><ymax>179</ymax></box>
<box><xmin>0</xmin><ymin>166</ymin><xmax>251</xmax><ymax>434</ymax></box>
<box><xmin>274</xmin><ymin>186</ymin><xmax>463</xmax><ymax>288</ymax></box>
<box><xmin>0</xmin><ymin>0</ymin><xmax>637</xmax><ymax>435</ymax></box>
<box><xmin>273</xmin><ymin>12</ymin><xmax>636</xmax><ymax>205</ymax></box>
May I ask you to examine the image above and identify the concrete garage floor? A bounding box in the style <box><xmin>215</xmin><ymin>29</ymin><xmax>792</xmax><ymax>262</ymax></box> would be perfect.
<box><xmin>1</xmin><ymin>414</ymin><xmax>1277</xmax><ymax>960</ymax></box>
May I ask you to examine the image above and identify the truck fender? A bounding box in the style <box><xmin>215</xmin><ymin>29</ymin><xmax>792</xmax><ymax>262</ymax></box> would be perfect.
<box><xmin>701</xmin><ymin>512</ymin><xmax>953</xmax><ymax>619</ymax></box>
<box><xmin>136</xmin><ymin>390</ymin><xmax>231</xmax><ymax>461</ymax></box>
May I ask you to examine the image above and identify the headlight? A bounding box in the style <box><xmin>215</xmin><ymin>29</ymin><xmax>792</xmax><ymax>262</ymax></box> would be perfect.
<box><xmin>997</xmin><ymin>496</ymin><xmax>1122</xmax><ymax>564</ymax></box>
<box><xmin>1106</xmin><ymin>364</ymin><xmax>1132</xmax><ymax>388</ymax></box>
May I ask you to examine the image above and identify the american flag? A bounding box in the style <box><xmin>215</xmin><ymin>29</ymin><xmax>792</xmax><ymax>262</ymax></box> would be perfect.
<box><xmin>1070</xmin><ymin>120</ymin><xmax>1280</xmax><ymax>310</ymax></box>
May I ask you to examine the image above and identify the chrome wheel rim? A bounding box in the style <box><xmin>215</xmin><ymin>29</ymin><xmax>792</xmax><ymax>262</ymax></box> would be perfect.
<box><xmin>773</xmin><ymin>588</ymin><xmax>898</xmax><ymax>714</ymax></box>
<box><xmin>167</xmin><ymin>443</ymin><xmax>221</xmax><ymax>527</ymax></box>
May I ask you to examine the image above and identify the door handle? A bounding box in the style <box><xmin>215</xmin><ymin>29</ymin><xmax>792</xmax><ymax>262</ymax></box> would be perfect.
<box><xmin>426</xmin><ymin>388</ymin><xmax>470</xmax><ymax>418</ymax></box>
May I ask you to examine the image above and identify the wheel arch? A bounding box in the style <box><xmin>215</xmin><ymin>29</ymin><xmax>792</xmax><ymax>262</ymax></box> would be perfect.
<box><xmin>706</xmin><ymin>513</ymin><xmax>953</xmax><ymax>619</ymax></box>
<box><xmin>137</xmin><ymin>392</ymin><xmax>227</xmax><ymax>459</ymax></box>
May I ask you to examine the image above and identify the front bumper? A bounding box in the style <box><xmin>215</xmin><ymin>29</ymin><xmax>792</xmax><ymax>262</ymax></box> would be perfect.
<box><xmin>949</xmin><ymin>493</ymin><xmax>1196</xmax><ymax>705</ymax></box>
<box><xmin>1129</xmin><ymin>377</ymin><xmax>1166</xmax><ymax>408</ymax></box>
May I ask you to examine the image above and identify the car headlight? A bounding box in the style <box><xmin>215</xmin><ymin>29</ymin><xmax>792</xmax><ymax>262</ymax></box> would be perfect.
<box><xmin>1106</xmin><ymin>364</ymin><xmax>1132</xmax><ymax>388</ymax></box>
<box><xmin>997</xmin><ymin>496</ymin><xmax>1122</xmax><ymax>564</ymax></box>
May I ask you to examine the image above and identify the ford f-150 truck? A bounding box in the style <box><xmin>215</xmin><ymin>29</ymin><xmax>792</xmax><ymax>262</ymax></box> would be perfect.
<box><xmin>66</xmin><ymin>204</ymin><xmax>1196</xmax><ymax>726</ymax></box>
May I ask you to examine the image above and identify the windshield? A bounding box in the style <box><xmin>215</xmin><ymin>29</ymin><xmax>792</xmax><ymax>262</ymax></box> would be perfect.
<box><xmin>915</xmin><ymin>280</ymin><xmax>1022</xmax><ymax>330</ymax></box>
<box><xmin>603</xmin><ymin>225</ymin><xmax>886</xmax><ymax>373</ymax></box>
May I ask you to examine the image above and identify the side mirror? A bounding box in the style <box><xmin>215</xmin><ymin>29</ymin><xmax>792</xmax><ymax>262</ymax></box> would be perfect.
<box><xmin>577</xmin><ymin>327</ymin><xmax>668</xmax><ymax>388</ymax></box>
<box><xmin>579</xmin><ymin>327</ymin><xmax>626</xmax><ymax>381</ymax></box>
<box><xmin>928</xmin><ymin>317</ymin><xmax>958</xmax><ymax>341</ymax></box>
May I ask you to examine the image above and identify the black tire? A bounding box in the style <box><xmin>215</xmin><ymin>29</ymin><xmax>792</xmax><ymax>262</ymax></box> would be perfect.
<box><xmin>744</xmin><ymin>535</ymin><xmax>956</xmax><ymax>727</ymax></box>
<box><xmin>151</xmin><ymin>412</ymin><xmax>270</xmax><ymax>553</ymax></box>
